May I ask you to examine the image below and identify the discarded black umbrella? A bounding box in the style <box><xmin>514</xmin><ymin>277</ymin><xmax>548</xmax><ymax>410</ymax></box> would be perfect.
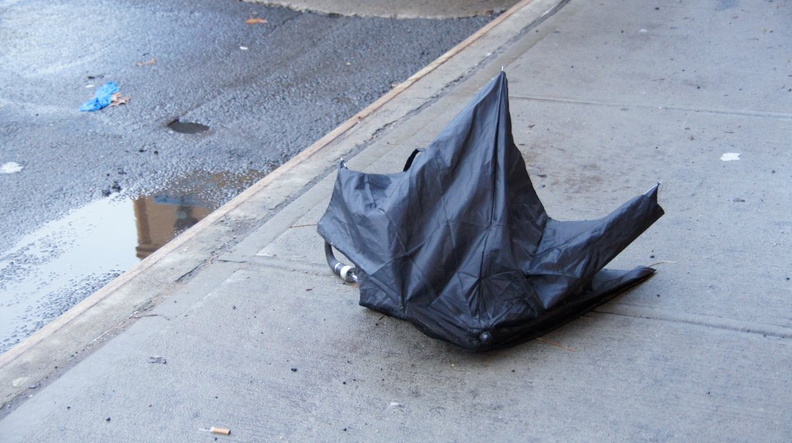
<box><xmin>318</xmin><ymin>72</ymin><xmax>664</xmax><ymax>351</ymax></box>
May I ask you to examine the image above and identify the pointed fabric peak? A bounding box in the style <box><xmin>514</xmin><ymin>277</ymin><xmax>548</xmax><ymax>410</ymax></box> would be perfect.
<box><xmin>645</xmin><ymin>182</ymin><xmax>661</xmax><ymax>199</ymax></box>
<box><xmin>318</xmin><ymin>72</ymin><xmax>664</xmax><ymax>351</ymax></box>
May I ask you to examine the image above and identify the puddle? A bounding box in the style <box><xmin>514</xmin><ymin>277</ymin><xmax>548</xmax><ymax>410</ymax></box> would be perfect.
<box><xmin>168</xmin><ymin>119</ymin><xmax>210</xmax><ymax>134</ymax></box>
<box><xmin>0</xmin><ymin>197</ymin><xmax>139</xmax><ymax>352</ymax></box>
<box><xmin>0</xmin><ymin>169</ymin><xmax>266</xmax><ymax>353</ymax></box>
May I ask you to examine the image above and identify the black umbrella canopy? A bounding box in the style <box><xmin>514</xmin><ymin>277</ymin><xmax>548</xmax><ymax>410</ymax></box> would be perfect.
<box><xmin>318</xmin><ymin>72</ymin><xmax>664</xmax><ymax>351</ymax></box>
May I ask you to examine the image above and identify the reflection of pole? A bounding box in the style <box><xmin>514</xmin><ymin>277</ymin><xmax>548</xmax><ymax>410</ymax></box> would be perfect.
<box><xmin>173</xmin><ymin>205</ymin><xmax>199</xmax><ymax>236</ymax></box>
<box><xmin>133</xmin><ymin>195</ymin><xmax>213</xmax><ymax>261</ymax></box>
<box><xmin>134</xmin><ymin>197</ymin><xmax>157</xmax><ymax>260</ymax></box>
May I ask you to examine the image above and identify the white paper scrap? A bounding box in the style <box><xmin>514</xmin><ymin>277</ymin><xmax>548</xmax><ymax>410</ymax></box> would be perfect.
<box><xmin>1</xmin><ymin>162</ymin><xmax>23</xmax><ymax>174</ymax></box>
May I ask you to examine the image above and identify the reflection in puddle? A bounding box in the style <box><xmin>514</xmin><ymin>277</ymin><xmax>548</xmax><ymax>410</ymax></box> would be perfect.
<box><xmin>0</xmin><ymin>169</ymin><xmax>266</xmax><ymax>353</ymax></box>
<box><xmin>134</xmin><ymin>195</ymin><xmax>212</xmax><ymax>259</ymax></box>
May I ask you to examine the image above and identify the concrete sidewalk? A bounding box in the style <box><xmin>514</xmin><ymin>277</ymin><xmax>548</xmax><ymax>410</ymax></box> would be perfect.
<box><xmin>2</xmin><ymin>0</ymin><xmax>791</xmax><ymax>440</ymax></box>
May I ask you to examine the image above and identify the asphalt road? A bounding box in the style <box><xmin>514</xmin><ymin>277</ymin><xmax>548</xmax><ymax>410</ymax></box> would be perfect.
<box><xmin>254</xmin><ymin>0</ymin><xmax>518</xmax><ymax>18</ymax></box>
<box><xmin>0</xmin><ymin>0</ymin><xmax>491</xmax><ymax>352</ymax></box>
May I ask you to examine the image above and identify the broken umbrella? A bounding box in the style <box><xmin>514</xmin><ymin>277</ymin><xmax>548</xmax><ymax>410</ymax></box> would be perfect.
<box><xmin>318</xmin><ymin>71</ymin><xmax>664</xmax><ymax>352</ymax></box>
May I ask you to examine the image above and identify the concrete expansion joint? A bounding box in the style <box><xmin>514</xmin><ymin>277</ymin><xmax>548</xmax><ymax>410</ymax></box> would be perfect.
<box><xmin>595</xmin><ymin>306</ymin><xmax>792</xmax><ymax>340</ymax></box>
<box><xmin>512</xmin><ymin>94</ymin><xmax>792</xmax><ymax>120</ymax></box>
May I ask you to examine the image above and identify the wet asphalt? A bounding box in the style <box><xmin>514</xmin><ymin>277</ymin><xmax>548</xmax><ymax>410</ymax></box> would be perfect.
<box><xmin>0</xmin><ymin>0</ymin><xmax>491</xmax><ymax>352</ymax></box>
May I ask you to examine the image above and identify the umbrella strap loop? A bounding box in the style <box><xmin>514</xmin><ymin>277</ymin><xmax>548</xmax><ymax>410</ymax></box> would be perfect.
<box><xmin>402</xmin><ymin>148</ymin><xmax>424</xmax><ymax>171</ymax></box>
<box><xmin>324</xmin><ymin>242</ymin><xmax>358</xmax><ymax>283</ymax></box>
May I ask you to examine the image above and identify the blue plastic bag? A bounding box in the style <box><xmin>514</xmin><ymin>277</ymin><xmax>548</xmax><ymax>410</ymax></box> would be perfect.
<box><xmin>80</xmin><ymin>82</ymin><xmax>119</xmax><ymax>112</ymax></box>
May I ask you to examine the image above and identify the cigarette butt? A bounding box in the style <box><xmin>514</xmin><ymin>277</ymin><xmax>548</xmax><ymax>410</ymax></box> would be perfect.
<box><xmin>210</xmin><ymin>427</ymin><xmax>231</xmax><ymax>435</ymax></box>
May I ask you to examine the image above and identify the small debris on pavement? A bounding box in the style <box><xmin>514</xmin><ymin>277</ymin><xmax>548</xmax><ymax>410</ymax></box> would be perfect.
<box><xmin>720</xmin><ymin>152</ymin><xmax>741</xmax><ymax>161</ymax></box>
<box><xmin>136</xmin><ymin>58</ymin><xmax>157</xmax><ymax>67</ymax></box>
<box><xmin>246</xmin><ymin>17</ymin><xmax>267</xmax><ymax>25</ymax></box>
<box><xmin>210</xmin><ymin>427</ymin><xmax>231</xmax><ymax>435</ymax></box>
<box><xmin>102</xmin><ymin>180</ymin><xmax>123</xmax><ymax>197</ymax></box>
<box><xmin>0</xmin><ymin>162</ymin><xmax>23</xmax><ymax>174</ymax></box>
<box><xmin>148</xmin><ymin>356</ymin><xmax>167</xmax><ymax>364</ymax></box>
<box><xmin>80</xmin><ymin>82</ymin><xmax>120</xmax><ymax>112</ymax></box>
<box><xmin>239</xmin><ymin>46</ymin><xmax>249</xmax><ymax>51</ymax></box>
<box><xmin>110</xmin><ymin>92</ymin><xmax>130</xmax><ymax>107</ymax></box>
